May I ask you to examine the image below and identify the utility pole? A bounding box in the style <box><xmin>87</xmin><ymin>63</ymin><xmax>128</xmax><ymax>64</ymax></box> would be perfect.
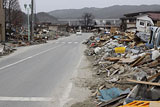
<box><xmin>24</xmin><ymin>4</ymin><xmax>31</xmax><ymax>41</ymax></box>
<box><xmin>3</xmin><ymin>0</ymin><xmax>7</xmax><ymax>41</ymax></box>
<box><xmin>27</xmin><ymin>8</ymin><xmax>31</xmax><ymax>41</ymax></box>
<box><xmin>30</xmin><ymin>0</ymin><xmax>34</xmax><ymax>41</ymax></box>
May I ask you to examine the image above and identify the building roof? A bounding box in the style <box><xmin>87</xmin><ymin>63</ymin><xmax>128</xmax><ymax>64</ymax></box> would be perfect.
<box><xmin>120</xmin><ymin>17</ymin><xmax>136</xmax><ymax>20</ymax></box>
<box><xmin>122</xmin><ymin>11</ymin><xmax>160</xmax><ymax>21</ymax></box>
<box><xmin>147</xmin><ymin>13</ymin><xmax>160</xmax><ymax>21</ymax></box>
<box><xmin>124</xmin><ymin>11</ymin><xmax>160</xmax><ymax>17</ymax></box>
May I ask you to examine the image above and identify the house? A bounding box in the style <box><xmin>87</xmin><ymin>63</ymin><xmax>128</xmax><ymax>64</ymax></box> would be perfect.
<box><xmin>48</xmin><ymin>24</ymin><xmax>69</xmax><ymax>32</ymax></box>
<box><xmin>121</xmin><ymin>11</ymin><xmax>160</xmax><ymax>34</ymax></box>
<box><xmin>48</xmin><ymin>25</ymin><xmax>58</xmax><ymax>31</ymax></box>
<box><xmin>0</xmin><ymin>0</ymin><xmax>5</xmax><ymax>42</ymax></box>
<box><xmin>94</xmin><ymin>19</ymin><xmax>120</xmax><ymax>26</ymax></box>
<box><xmin>120</xmin><ymin>17</ymin><xmax>137</xmax><ymax>32</ymax></box>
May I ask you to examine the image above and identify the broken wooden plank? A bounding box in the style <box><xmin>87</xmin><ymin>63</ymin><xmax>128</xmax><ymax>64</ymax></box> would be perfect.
<box><xmin>127</xmin><ymin>79</ymin><xmax>160</xmax><ymax>86</ymax></box>
<box><xmin>111</xmin><ymin>100</ymin><xmax>124</xmax><ymax>107</ymax></box>
<box><xmin>148</xmin><ymin>72</ymin><xmax>160</xmax><ymax>81</ymax></box>
<box><xmin>104</xmin><ymin>57</ymin><xmax>121</xmax><ymax>61</ymax></box>
<box><xmin>148</xmin><ymin>60</ymin><xmax>160</xmax><ymax>68</ymax></box>
<box><xmin>120</xmin><ymin>39</ymin><xmax>133</xmax><ymax>42</ymax></box>
<box><xmin>92</xmin><ymin>85</ymin><xmax>105</xmax><ymax>97</ymax></box>
<box><xmin>137</xmin><ymin>54</ymin><xmax>152</xmax><ymax>66</ymax></box>
<box><xmin>131</xmin><ymin>55</ymin><xmax>146</xmax><ymax>67</ymax></box>
<box><xmin>110</xmin><ymin>70</ymin><xmax>119</xmax><ymax>76</ymax></box>
<box><xmin>99</xmin><ymin>95</ymin><xmax>127</xmax><ymax>107</ymax></box>
<box><xmin>119</xmin><ymin>58</ymin><xmax>136</xmax><ymax>64</ymax></box>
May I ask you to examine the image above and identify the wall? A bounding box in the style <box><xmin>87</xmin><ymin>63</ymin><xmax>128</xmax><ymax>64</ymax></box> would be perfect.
<box><xmin>49</xmin><ymin>26</ymin><xmax>58</xmax><ymax>31</ymax></box>
<box><xmin>127</xmin><ymin>23</ymin><xmax>136</xmax><ymax>28</ymax></box>
<box><xmin>0</xmin><ymin>0</ymin><xmax>5</xmax><ymax>42</ymax></box>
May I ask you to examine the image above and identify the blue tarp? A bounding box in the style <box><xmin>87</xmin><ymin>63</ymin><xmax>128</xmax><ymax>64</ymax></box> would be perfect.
<box><xmin>98</xmin><ymin>88</ymin><xmax>130</xmax><ymax>102</ymax></box>
<box><xmin>113</xmin><ymin>36</ymin><xmax>121</xmax><ymax>39</ymax></box>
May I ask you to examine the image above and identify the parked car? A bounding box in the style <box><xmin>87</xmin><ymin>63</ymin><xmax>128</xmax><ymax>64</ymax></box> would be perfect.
<box><xmin>76</xmin><ymin>30</ymin><xmax>82</xmax><ymax>35</ymax></box>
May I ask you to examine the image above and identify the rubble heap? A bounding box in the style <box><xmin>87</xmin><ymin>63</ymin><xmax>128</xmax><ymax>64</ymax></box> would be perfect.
<box><xmin>84</xmin><ymin>32</ymin><xmax>160</xmax><ymax>107</ymax></box>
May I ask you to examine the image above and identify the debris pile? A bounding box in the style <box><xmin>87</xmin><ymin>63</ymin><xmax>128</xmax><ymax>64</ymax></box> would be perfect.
<box><xmin>0</xmin><ymin>43</ymin><xmax>16</xmax><ymax>56</ymax></box>
<box><xmin>84</xmin><ymin>31</ymin><xmax>160</xmax><ymax>107</ymax></box>
<box><xmin>0</xmin><ymin>30</ymin><xmax>70</xmax><ymax>57</ymax></box>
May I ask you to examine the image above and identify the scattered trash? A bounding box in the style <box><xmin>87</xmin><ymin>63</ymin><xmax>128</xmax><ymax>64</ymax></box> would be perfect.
<box><xmin>152</xmin><ymin>50</ymin><xmax>160</xmax><ymax>60</ymax></box>
<box><xmin>94</xmin><ymin>47</ymin><xmax>102</xmax><ymax>54</ymax></box>
<box><xmin>115</xmin><ymin>47</ymin><xmax>126</xmax><ymax>54</ymax></box>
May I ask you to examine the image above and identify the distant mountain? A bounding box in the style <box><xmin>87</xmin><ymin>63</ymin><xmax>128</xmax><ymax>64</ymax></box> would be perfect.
<box><xmin>36</xmin><ymin>12</ymin><xmax>58</xmax><ymax>23</ymax></box>
<box><xmin>49</xmin><ymin>5</ymin><xmax>160</xmax><ymax>19</ymax></box>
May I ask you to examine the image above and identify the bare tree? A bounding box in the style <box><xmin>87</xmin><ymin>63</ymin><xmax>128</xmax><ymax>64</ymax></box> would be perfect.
<box><xmin>81</xmin><ymin>13</ymin><xmax>94</xmax><ymax>30</ymax></box>
<box><xmin>3</xmin><ymin>0</ymin><xmax>23</xmax><ymax>39</ymax></box>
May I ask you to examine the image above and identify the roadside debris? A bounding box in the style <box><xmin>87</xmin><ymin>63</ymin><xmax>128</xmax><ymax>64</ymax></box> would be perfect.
<box><xmin>0</xmin><ymin>30</ymin><xmax>70</xmax><ymax>57</ymax></box>
<box><xmin>83</xmin><ymin>29</ymin><xmax>160</xmax><ymax>106</ymax></box>
<box><xmin>0</xmin><ymin>43</ymin><xmax>16</xmax><ymax>56</ymax></box>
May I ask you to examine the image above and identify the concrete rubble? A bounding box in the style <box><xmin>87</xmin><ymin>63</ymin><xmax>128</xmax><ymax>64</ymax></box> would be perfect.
<box><xmin>83</xmin><ymin>30</ymin><xmax>160</xmax><ymax>107</ymax></box>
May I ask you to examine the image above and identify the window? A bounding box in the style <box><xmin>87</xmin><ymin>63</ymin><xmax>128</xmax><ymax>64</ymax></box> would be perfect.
<box><xmin>140</xmin><ymin>21</ymin><xmax>145</xmax><ymax>26</ymax></box>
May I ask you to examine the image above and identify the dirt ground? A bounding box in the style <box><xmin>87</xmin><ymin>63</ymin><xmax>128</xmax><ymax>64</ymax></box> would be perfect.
<box><xmin>71</xmin><ymin>99</ymin><xmax>95</xmax><ymax>107</ymax></box>
<box><xmin>70</xmin><ymin>55</ymin><xmax>105</xmax><ymax>107</ymax></box>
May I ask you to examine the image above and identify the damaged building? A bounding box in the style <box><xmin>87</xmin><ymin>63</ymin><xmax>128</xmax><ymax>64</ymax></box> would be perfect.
<box><xmin>0</xmin><ymin>0</ymin><xmax>5</xmax><ymax>42</ymax></box>
<box><xmin>121</xmin><ymin>11</ymin><xmax>160</xmax><ymax>34</ymax></box>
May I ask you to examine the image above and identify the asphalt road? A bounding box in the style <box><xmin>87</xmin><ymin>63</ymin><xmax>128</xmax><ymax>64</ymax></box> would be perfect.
<box><xmin>0</xmin><ymin>33</ymin><xmax>92</xmax><ymax>107</ymax></box>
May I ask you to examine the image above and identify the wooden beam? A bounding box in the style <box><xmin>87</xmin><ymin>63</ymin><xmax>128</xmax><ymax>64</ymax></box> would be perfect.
<box><xmin>99</xmin><ymin>95</ymin><xmax>127</xmax><ymax>107</ymax></box>
<box><xmin>148</xmin><ymin>72</ymin><xmax>160</xmax><ymax>81</ymax></box>
<box><xmin>127</xmin><ymin>79</ymin><xmax>160</xmax><ymax>87</ymax></box>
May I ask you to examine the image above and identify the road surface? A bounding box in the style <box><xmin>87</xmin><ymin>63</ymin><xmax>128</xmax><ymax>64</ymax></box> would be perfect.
<box><xmin>0</xmin><ymin>33</ymin><xmax>92</xmax><ymax>107</ymax></box>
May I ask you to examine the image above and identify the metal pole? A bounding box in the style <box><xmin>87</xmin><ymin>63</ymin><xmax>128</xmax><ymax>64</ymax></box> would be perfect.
<box><xmin>27</xmin><ymin>8</ymin><xmax>30</xmax><ymax>41</ymax></box>
<box><xmin>31</xmin><ymin>0</ymin><xmax>34</xmax><ymax>40</ymax></box>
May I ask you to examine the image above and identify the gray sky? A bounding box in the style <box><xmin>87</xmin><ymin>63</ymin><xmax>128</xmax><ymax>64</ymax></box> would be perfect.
<box><xmin>19</xmin><ymin>0</ymin><xmax>160</xmax><ymax>12</ymax></box>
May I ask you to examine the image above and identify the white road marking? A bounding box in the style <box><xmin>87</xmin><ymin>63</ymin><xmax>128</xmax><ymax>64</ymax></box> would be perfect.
<box><xmin>68</xmin><ymin>42</ymin><xmax>72</xmax><ymax>44</ymax></box>
<box><xmin>55</xmin><ymin>42</ymin><xmax>59</xmax><ymax>43</ymax></box>
<box><xmin>62</xmin><ymin>42</ymin><xmax>65</xmax><ymax>44</ymax></box>
<box><xmin>0</xmin><ymin>97</ymin><xmax>55</xmax><ymax>102</ymax></box>
<box><xmin>0</xmin><ymin>44</ymin><xmax>63</xmax><ymax>71</ymax></box>
<box><xmin>74</xmin><ymin>42</ymin><xmax>78</xmax><ymax>44</ymax></box>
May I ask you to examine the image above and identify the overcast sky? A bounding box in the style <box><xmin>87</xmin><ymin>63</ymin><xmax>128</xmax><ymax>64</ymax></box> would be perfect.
<box><xmin>19</xmin><ymin>0</ymin><xmax>160</xmax><ymax>12</ymax></box>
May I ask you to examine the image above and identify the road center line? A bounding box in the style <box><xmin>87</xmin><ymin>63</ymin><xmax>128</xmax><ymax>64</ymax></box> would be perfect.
<box><xmin>0</xmin><ymin>44</ymin><xmax>63</xmax><ymax>71</ymax></box>
<box><xmin>0</xmin><ymin>97</ymin><xmax>55</xmax><ymax>102</ymax></box>
<box><xmin>68</xmin><ymin>42</ymin><xmax>72</xmax><ymax>44</ymax></box>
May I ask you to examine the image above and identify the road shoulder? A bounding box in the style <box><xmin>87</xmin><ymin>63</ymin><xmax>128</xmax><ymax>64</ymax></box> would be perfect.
<box><xmin>64</xmin><ymin>48</ymin><xmax>95</xmax><ymax>107</ymax></box>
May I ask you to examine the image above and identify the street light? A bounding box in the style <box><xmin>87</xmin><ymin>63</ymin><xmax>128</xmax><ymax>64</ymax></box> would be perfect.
<box><xmin>24</xmin><ymin>4</ymin><xmax>31</xmax><ymax>41</ymax></box>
